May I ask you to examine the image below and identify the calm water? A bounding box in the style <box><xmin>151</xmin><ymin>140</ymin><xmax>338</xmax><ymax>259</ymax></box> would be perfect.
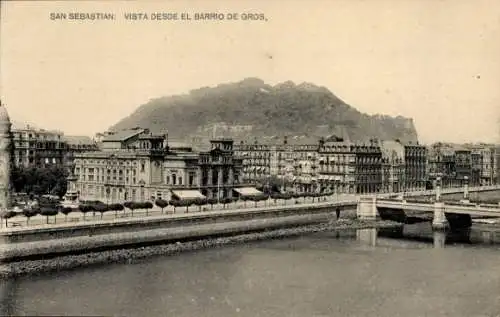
<box><xmin>2</xmin><ymin>223</ymin><xmax>500</xmax><ymax>317</ymax></box>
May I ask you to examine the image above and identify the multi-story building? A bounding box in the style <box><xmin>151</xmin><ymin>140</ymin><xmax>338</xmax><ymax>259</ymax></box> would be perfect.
<box><xmin>463</xmin><ymin>145</ymin><xmax>496</xmax><ymax>186</ymax></box>
<box><xmin>198</xmin><ymin>138</ymin><xmax>243</xmax><ymax>200</ymax></box>
<box><xmin>354</xmin><ymin>140</ymin><xmax>382</xmax><ymax>194</ymax></box>
<box><xmin>380</xmin><ymin>140</ymin><xmax>405</xmax><ymax>193</ymax></box>
<box><xmin>11</xmin><ymin>123</ymin><xmax>65</xmax><ymax>168</ymax></box>
<box><xmin>66</xmin><ymin>128</ymin><xmax>245</xmax><ymax>204</ymax></box>
<box><xmin>470</xmin><ymin>150</ymin><xmax>482</xmax><ymax>186</ymax></box>
<box><xmin>234</xmin><ymin>141</ymin><xmax>271</xmax><ymax>184</ymax></box>
<box><xmin>404</xmin><ymin>143</ymin><xmax>427</xmax><ymax>191</ymax></box>
<box><xmin>317</xmin><ymin>137</ymin><xmax>357</xmax><ymax>194</ymax></box>
<box><xmin>234</xmin><ymin>136</ymin><xmax>320</xmax><ymax>192</ymax></box>
<box><xmin>455</xmin><ymin>149</ymin><xmax>472</xmax><ymax>185</ymax></box>
<box><xmin>63</xmin><ymin>135</ymin><xmax>99</xmax><ymax>175</ymax></box>
<box><xmin>427</xmin><ymin>143</ymin><xmax>459</xmax><ymax>188</ymax></box>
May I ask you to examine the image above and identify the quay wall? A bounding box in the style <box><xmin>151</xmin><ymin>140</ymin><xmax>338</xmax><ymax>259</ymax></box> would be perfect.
<box><xmin>0</xmin><ymin>202</ymin><xmax>357</xmax><ymax>263</ymax></box>
<box><xmin>1</xmin><ymin>202</ymin><xmax>357</xmax><ymax>244</ymax></box>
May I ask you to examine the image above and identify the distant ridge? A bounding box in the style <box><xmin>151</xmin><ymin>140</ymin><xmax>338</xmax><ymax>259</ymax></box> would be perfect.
<box><xmin>109</xmin><ymin>78</ymin><xmax>419</xmax><ymax>143</ymax></box>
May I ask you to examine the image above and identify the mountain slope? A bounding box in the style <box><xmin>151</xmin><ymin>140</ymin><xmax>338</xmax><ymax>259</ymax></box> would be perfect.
<box><xmin>109</xmin><ymin>78</ymin><xmax>418</xmax><ymax>143</ymax></box>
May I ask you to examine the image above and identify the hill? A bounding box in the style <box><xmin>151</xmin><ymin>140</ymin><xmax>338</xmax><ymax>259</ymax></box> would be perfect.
<box><xmin>109</xmin><ymin>78</ymin><xmax>419</xmax><ymax>143</ymax></box>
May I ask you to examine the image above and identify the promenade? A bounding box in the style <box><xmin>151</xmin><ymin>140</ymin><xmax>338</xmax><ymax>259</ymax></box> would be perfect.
<box><xmin>3</xmin><ymin>185</ymin><xmax>499</xmax><ymax>232</ymax></box>
<box><xmin>1</xmin><ymin>194</ymin><xmax>359</xmax><ymax>231</ymax></box>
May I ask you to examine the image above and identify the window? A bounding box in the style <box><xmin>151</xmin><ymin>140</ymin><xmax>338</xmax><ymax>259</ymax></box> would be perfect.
<box><xmin>166</xmin><ymin>175</ymin><xmax>170</xmax><ymax>184</ymax></box>
<box><xmin>172</xmin><ymin>174</ymin><xmax>177</xmax><ymax>185</ymax></box>
<box><xmin>141</xmin><ymin>162</ymin><xmax>145</xmax><ymax>172</ymax></box>
<box><xmin>178</xmin><ymin>177</ymin><xmax>182</xmax><ymax>185</ymax></box>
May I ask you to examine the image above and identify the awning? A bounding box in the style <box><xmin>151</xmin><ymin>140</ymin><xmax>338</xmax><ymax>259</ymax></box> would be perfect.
<box><xmin>234</xmin><ymin>187</ymin><xmax>263</xmax><ymax>196</ymax></box>
<box><xmin>171</xmin><ymin>190</ymin><xmax>206</xmax><ymax>200</ymax></box>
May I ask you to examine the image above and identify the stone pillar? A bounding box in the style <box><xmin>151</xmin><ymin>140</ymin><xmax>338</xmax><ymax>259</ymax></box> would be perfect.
<box><xmin>433</xmin><ymin>230</ymin><xmax>446</xmax><ymax>248</ymax></box>
<box><xmin>356</xmin><ymin>196</ymin><xmax>378</xmax><ymax>220</ymax></box>
<box><xmin>435</xmin><ymin>176</ymin><xmax>442</xmax><ymax>202</ymax></box>
<box><xmin>432</xmin><ymin>202</ymin><xmax>449</xmax><ymax>230</ymax></box>
<box><xmin>208</xmin><ymin>167</ymin><xmax>213</xmax><ymax>186</ymax></box>
<box><xmin>356</xmin><ymin>228</ymin><xmax>377</xmax><ymax>246</ymax></box>
<box><xmin>463</xmin><ymin>176</ymin><xmax>469</xmax><ymax>201</ymax></box>
<box><xmin>218</xmin><ymin>167</ymin><xmax>223</xmax><ymax>199</ymax></box>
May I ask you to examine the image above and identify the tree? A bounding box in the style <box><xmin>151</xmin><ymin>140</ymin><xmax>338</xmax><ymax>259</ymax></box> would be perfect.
<box><xmin>1</xmin><ymin>210</ymin><xmax>17</xmax><ymax>227</ymax></box>
<box><xmin>40</xmin><ymin>206</ymin><xmax>58</xmax><ymax>224</ymax></box>
<box><xmin>206</xmin><ymin>198</ymin><xmax>217</xmax><ymax>210</ymax></box>
<box><xmin>124</xmin><ymin>201</ymin><xmax>137</xmax><ymax>217</ymax></box>
<box><xmin>240</xmin><ymin>196</ymin><xmax>249</xmax><ymax>208</ymax></box>
<box><xmin>155</xmin><ymin>199</ymin><xmax>169</xmax><ymax>214</ymax></box>
<box><xmin>193</xmin><ymin>198</ymin><xmax>207</xmax><ymax>212</ymax></box>
<box><xmin>23</xmin><ymin>207</ymin><xmax>39</xmax><ymax>226</ymax></box>
<box><xmin>142</xmin><ymin>201</ymin><xmax>154</xmax><ymax>216</ymax></box>
<box><xmin>94</xmin><ymin>203</ymin><xmax>109</xmax><ymax>220</ymax></box>
<box><xmin>79</xmin><ymin>204</ymin><xmax>95</xmax><ymax>221</ymax></box>
<box><xmin>11</xmin><ymin>165</ymin><xmax>69</xmax><ymax>198</ymax></box>
<box><xmin>220</xmin><ymin>197</ymin><xmax>232</xmax><ymax>209</ymax></box>
<box><xmin>60</xmin><ymin>206</ymin><xmax>74</xmax><ymax>222</ymax></box>
<box><xmin>109</xmin><ymin>203</ymin><xmax>124</xmax><ymax>217</ymax></box>
<box><xmin>169</xmin><ymin>199</ymin><xmax>180</xmax><ymax>213</ymax></box>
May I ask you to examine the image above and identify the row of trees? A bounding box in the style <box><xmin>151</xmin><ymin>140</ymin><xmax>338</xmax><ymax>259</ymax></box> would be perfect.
<box><xmin>0</xmin><ymin>191</ymin><xmax>336</xmax><ymax>227</ymax></box>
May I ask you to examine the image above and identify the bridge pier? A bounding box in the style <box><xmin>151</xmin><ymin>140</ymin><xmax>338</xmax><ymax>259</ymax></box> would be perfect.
<box><xmin>357</xmin><ymin>196</ymin><xmax>379</xmax><ymax>220</ymax></box>
<box><xmin>433</xmin><ymin>230</ymin><xmax>446</xmax><ymax>248</ymax></box>
<box><xmin>356</xmin><ymin>228</ymin><xmax>377</xmax><ymax>246</ymax></box>
<box><xmin>432</xmin><ymin>202</ymin><xmax>449</xmax><ymax>230</ymax></box>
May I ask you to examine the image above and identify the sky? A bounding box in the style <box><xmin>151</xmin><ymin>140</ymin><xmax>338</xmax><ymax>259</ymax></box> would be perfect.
<box><xmin>1</xmin><ymin>0</ymin><xmax>500</xmax><ymax>144</ymax></box>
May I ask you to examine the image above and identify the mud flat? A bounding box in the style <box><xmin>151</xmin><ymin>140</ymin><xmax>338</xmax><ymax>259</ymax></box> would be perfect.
<box><xmin>0</xmin><ymin>219</ymin><xmax>400</xmax><ymax>279</ymax></box>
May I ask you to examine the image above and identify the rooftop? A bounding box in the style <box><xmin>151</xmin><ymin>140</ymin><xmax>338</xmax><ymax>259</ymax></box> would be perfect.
<box><xmin>63</xmin><ymin>135</ymin><xmax>96</xmax><ymax>145</ymax></box>
<box><xmin>101</xmin><ymin>128</ymin><xmax>145</xmax><ymax>142</ymax></box>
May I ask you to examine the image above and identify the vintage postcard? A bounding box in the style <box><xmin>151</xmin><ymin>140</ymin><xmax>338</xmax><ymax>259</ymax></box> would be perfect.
<box><xmin>1</xmin><ymin>0</ymin><xmax>500</xmax><ymax>316</ymax></box>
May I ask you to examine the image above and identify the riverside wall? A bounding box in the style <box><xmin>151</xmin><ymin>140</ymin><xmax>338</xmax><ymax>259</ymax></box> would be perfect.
<box><xmin>0</xmin><ymin>201</ymin><xmax>357</xmax><ymax>263</ymax></box>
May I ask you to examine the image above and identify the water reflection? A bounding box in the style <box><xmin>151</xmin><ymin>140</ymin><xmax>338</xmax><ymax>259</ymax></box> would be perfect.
<box><xmin>356</xmin><ymin>223</ymin><xmax>500</xmax><ymax>248</ymax></box>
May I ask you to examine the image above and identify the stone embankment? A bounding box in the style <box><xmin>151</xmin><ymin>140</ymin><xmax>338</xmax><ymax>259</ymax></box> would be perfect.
<box><xmin>0</xmin><ymin>219</ymin><xmax>400</xmax><ymax>279</ymax></box>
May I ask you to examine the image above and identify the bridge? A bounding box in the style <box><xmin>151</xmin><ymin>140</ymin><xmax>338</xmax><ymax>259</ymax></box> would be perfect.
<box><xmin>358</xmin><ymin>184</ymin><xmax>500</xmax><ymax>230</ymax></box>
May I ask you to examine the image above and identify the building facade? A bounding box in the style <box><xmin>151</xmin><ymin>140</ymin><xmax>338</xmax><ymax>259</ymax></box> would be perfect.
<box><xmin>317</xmin><ymin>139</ymin><xmax>357</xmax><ymax>194</ymax></box>
<box><xmin>427</xmin><ymin>143</ymin><xmax>459</xmax><ymax>188</ymax></box>
<box><xmin>67</xmin><ymin>128</ymin><xmax>244</xmax><ymax>204</ymax></box>
<box><xmin>353</xmin><ymin>141</ymin><xmax>382</xmax><ymax>194</ymax></box>
<box><xmin>11</xmin><ymin>124</ymin><xmax>65</xmax><ymax>168</ymax></box>
<box><xmin>455</xmin><ymin>149</ymin><xmax>472</xmax><ymax>185</ymax></box>
<box><xmin>380</xmin><ymin>141</ymin><xmax>405</xmax><ymax>193</ymax></box>
<box><xmin>404</xmin><ymin>143</ymin><xmax>427</xmax><ymax>191</ymax></box>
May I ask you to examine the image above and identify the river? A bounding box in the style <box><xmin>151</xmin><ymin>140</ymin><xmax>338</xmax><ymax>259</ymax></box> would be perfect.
<box><xmin>2</xmin><ymin>223</ymin><xmax>500</xmax><ymax>316</ymax></box>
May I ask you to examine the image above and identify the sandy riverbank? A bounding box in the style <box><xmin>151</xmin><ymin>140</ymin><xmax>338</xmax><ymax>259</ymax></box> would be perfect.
<box><xmin>0</xmin><ymin>219</ymin><xmax>400</xmax><ymax>279</ymax></box>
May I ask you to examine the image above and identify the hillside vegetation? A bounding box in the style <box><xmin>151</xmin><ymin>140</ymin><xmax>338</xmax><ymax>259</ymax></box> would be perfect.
<box><xmin>110</xmin><ymin>78</ymin><xmax>418</xmax><ymax>143</ymax></box>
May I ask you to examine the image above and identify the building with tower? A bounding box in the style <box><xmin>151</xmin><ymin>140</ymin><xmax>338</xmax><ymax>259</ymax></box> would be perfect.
<box><xmin>67</xmin><ymin>128</ymin><xmax>247</xmax><ymax>204</ymax></box>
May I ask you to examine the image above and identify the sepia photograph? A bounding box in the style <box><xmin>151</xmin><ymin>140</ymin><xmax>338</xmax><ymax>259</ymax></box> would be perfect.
<box><xmin>1</xmin><ymin>0</ymin><xmax>500</xmax><ymax>316</ymax></box>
